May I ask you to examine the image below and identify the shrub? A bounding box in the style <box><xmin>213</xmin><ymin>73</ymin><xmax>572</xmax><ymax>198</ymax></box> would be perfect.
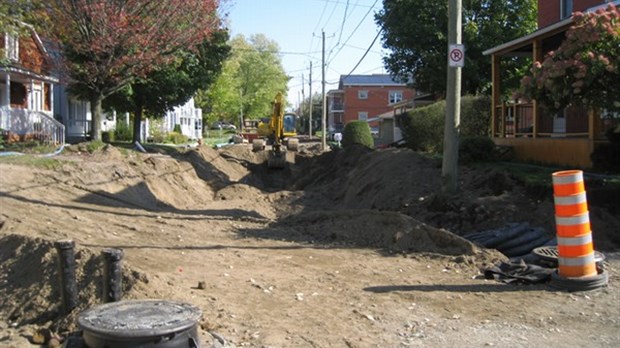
<box><xmin>101</xmin><ymin>131</ymin><xmax>114</xmax><ymax>143</ymax></box>
<box><xmin>173</xmin><ymin>124</ymin><xmax>182</xmax><ymax>133</ymax></box>
<box><xmin>114</xmin><ymin>121</ymin><xmax>133</xmax><ymax>141</ymax></box>
<box><xmin>459</xmin><ymin>136</ymin><xmax>496</xmax><ymax>164</ymax></box>
<box><xmin>399</xmin><ymin>95</ymin><xmax>491</xmax><ymax>154</ymax></box>
<box><xmin>399</xmin><ymin>101</ymin><xmax>445</xmax><ymax>152</ymax></box>
<box><xmin>591</xmin><ymin>143</ymin><xmax>620</xmax><ymax>172</ymax></box>
<box><xmin>461</xmin><ymin>95</ymin><xmax>491</xmax><ymax>137</ymax></box>
<box><xmin>166</xmin><ymin>131</ymin><xmax>188</xmax><ymax>145</ymax></box>
<box><xmin>342</xmin><ymin>121</ymin><xmax>374</xmax><ymax>149</ymax></box>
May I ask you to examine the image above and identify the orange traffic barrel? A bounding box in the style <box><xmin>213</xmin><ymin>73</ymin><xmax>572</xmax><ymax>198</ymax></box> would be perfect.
<box><xmin>551</xmin><ymin>170</ymin><xmax>597</xmax><ymax>278</ymax></box>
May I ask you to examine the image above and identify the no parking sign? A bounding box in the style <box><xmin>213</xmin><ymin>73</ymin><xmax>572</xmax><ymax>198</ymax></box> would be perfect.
<box><xmin>449</xmin><ymin>44</ymin><xmax>465</xmax><ymax>67</ymax></box>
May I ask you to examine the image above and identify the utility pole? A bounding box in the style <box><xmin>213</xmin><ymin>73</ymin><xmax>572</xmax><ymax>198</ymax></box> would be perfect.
<box><xmin>301</xmin><ymin>73</ymin><xmax>305</xmax><ymax>134</ymax></box>
<box><xmin>309</xmin><ymin>61</ymin><xmax>313</xmax><ymax>138</ymax></box>
<box><xmin>321</xmin><ymin>30</ymin><xmax>327</xmax><ymax>151</ymax></box>
<box><xmin>442</xmin><ymin>0</ymin><xmax>462</xmax><ymax>194</ymax></box>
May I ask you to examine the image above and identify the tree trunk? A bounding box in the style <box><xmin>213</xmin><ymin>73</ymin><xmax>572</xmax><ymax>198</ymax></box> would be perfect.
<box><xmin>90</xmin><ymin>95</ymin><xmax>103</xmax><ymax>141</ymax></box>
<box><xmin>132</xmin><ymin>107</ymin><xmax>143</xmax><ymax>143</ymax></box>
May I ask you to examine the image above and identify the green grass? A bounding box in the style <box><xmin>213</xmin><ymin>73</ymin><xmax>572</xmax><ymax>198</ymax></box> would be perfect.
<box><xmin>474</xmin><ymin>161</ymin><xmax>620</xmax><ymax>197</ymax></box>
<box><xmin>0</xmin><ymin>154</ymin><xmax>67</xmax><ymax>170</ymax></box>
<box><xmin>1</xmin><ymin>141</ymin><xmax>60</xmax><ymax>154</ymax></box>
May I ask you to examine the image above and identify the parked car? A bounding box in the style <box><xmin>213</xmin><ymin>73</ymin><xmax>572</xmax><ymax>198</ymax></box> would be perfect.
<box><xmin>211</xmin><ymin>121</ymin><xmax>236</xmax><ymax>130</ymax></box>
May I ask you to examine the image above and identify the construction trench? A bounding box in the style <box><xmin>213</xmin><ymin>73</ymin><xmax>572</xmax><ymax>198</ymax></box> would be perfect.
<box><xmin>0</xmin><ymin>142</ymin><xmax>618</xmax><ymax>347</ymax></box>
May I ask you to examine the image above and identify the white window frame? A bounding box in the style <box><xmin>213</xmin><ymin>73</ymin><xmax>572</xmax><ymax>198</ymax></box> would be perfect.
<box><xmin>358</xmin><ymin>111</ymin><xmax>368</xmax><ymax>121</ymax></box>
<box><xmin>358</xmin><ymin>90</ymin><xmax>368</xmax><ymax>100</ymax></box>
<box><xmin>389</xmin><ymin>90</ymin><xmax>403</xmax><ymax>104</ymax></box>
<box><xmin>6</xmin><ymin>34</ymin><xmax>19</xmax><ymax>61</ymax></box>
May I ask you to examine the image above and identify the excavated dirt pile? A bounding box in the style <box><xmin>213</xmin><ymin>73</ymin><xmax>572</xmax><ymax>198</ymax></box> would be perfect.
<box><xmin>1</xmin><ymin>142</ymin><xmax>619</xmax><ymax>347</ymax></box>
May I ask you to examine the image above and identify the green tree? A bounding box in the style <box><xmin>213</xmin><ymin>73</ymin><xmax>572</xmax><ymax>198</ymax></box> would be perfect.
<box><xmin>519</xmin><ymin>4</ymin><xmax>620</xmax><ymax>112</ymax></box>
<box><xmin>297</xmin><ymin>92</ymin><xmax>323</xmax><ymax>135</ymax></box>
<box><xmin>105</xmin><ymin>29</ymin><xmax>230</xmax><ymax>143</ymax></box>
<box><xmin>375</xmin><ymin>0</ymin><xmax>537</xmax><ymax>96</ymax></box>
<box><xmin>45</xmin><ymin>0</ymin><xmax>221</xmax><ymax>141</ymax></box>
<box><xmin>196</xmin><ymin>34</ymin><xmax>289</xmax><ymax>128</ymax></box>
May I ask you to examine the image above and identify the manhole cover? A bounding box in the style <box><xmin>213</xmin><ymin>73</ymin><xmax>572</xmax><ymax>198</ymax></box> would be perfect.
<box><xmin>78</xmin><ymin>299</ymin><xmax>201</xmax><ymax>348</ymax></box>
<box><xmin>533</xmin><ymin>246</ymin><xmax>605</xmax><ymax>264</ymax></box>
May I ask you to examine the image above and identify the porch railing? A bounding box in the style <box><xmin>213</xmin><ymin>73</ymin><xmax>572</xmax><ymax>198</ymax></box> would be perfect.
<box><xmin>0</xmin><ymin>108</ymin><xmax>65</xmax><ymax>145</ymax></box>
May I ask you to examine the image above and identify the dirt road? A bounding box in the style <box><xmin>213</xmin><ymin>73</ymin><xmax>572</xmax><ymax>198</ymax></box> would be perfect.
<box><xmin>0</xmin><ymin>143</ymin><xmax>618</xmax><ymax>347</ymax></box>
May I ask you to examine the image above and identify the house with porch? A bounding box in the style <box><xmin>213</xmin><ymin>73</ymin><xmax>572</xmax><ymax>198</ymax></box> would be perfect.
<box><xmin>1</xmin><ymin>25</ymin><xmax>64</xmax><ymax>144</ymax></box>
<box><xmin>483</xmin><ymin>0</ymin><xmax>619</xmax><ymax>168</ymax></box>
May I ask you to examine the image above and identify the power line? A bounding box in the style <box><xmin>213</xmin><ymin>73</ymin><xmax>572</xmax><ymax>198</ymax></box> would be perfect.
<box><xmin>343</xmin><ymin>27</ymin><xmax>383</xmax><ymax>78</ymax></box>
<box><xmin>327</xmin><ymin>0</ymin><xmax>379</xmax><ymax>65</ymax></box>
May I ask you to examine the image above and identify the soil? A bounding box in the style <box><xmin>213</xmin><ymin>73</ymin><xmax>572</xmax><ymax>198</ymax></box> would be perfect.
<box><xmin>0</xmin><ymin>142</ymin><xmax>619</xmax><ymax>348</ymax></box>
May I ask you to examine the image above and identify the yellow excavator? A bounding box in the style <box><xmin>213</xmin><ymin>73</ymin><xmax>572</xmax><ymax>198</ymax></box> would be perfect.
<box><xmin>252</xmin><ymin>92</ymin><xmax>299</xmax><ymax>168</ymax></box>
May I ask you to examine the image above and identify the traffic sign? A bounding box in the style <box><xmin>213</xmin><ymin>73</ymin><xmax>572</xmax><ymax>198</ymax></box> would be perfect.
<box><xmin>449</xmin><ymin>44</ymin><xmax>465</xmax><ymax>67</ymax></box>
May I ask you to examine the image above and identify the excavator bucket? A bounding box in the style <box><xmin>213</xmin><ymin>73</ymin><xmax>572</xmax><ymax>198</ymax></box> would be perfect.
<box><xmin>267</xmin><ymin>150</ymin><xmax>287</xmax><ymax>169</ymax></box>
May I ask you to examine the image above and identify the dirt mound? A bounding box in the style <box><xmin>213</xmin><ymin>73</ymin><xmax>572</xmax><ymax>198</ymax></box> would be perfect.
<box><xmin>275</xmin><ymin>210</ymin><xmax>479</xmax><ymax>252</ymax></box>
<box><xmin>0</xmin><ymin>234</ymin><xmax>147</xmax><ymax>334</ymax></box>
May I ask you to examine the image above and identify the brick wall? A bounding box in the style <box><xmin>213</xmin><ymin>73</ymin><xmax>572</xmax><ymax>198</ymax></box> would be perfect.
<box><xmin>538</xmin><ymin>0</ymin><xmax>609</xmax><ymax>28</ymax></box>
<box><xmin>342</xmin><ymin>85</ymin><xmax>415</xmax><ymax>124</ymax></box>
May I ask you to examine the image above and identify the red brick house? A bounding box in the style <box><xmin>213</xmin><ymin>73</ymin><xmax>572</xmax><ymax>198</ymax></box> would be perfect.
<box><xmin>1</xmin><ymin>25</ymin><xmax>64</xmax><ymax>144</ymax></box>
<box><xmin>327</xmin><ymin>74</ymin><xmax>415</xmax><ymax>135</ymax></box>
<box><xmin>483</xmin><ymin>0</ymin><xmax>618</xmax><ymax>168</ymax></box>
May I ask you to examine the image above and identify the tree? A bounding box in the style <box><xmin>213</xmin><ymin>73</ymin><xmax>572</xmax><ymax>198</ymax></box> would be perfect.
<box><xmin>519</xmin><ymin>4</ymin><xmax>620</xmax><ymax>112</ymax></box>
<box><xmin>45</xmin><ymin>0</ymin><xmax>221</xmax><ymax>141</ymax></box>
<box><xmin>0</xmin><ymin>0</ymin><xmax>48</xmax><ymax>65</ymax></box>
<box><xmin>105</xmin><ymin>29</ymin><xmax>231</xmax><ymax>143</ymax></box>
<box><xmin>196</xmin><ymin>34</ymin><xmax>289</xmax><ymax>128</ymax></box>
<box><xmin>375</xmin><ymin>0</ymin><xmax>537</xmax><ymax>96</ymax></box>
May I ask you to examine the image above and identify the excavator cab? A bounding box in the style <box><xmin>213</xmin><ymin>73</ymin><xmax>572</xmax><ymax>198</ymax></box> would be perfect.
<box><xmin>252</xmin><ymin>93</ymin><xmax>299</xmax><ymax>168</ymax></box>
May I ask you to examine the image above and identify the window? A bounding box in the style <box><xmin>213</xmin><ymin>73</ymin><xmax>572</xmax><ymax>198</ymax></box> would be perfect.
<box><xmin>6</xmin><ymin>34</ymin><xmax>18</xmax><ymax>61</ymax></box>
<box><xmin>560</xmin><ymin>0</ymin><xmax>573</xmax><ymax>19</ymax></box>
<box><xmin>358</xmin><ymin>112</ymin><xmax>368</xmax><ymax>121</ymax></box>
<box><xmin>389</xmin><ymin>90</ymin><xmax>403</xmax><ymax>104</ymax></box>
<box><xmin>358</xmin><ymin>90</ymin><xmax>368</xmax><ymax>99</ymax></box>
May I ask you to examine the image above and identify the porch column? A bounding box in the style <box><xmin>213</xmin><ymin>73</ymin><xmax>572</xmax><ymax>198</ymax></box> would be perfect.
<box><xmin>491</xmin><ymin>54</ymin><xmax>501</xmax><ymax>138</ymax></box>
<box><xmin>3</xmin><ymin>73</ymin><xmax>9</xmax><ymax>109</ymax></box>
<box><xmin>532</xmin><ymin>39</ymin><xmax>542</xmax><ymax>138</ymax></box>
<box><xmin>29</xmin><ymin>79</ymin><xmax>34</xmax><ymax>110</ymax></box>
<box><xmin>588</xmin><ymin>108</ymin><xmax>596</xmax><ymax>140</ymax></box>
<box><xmin>50</xmin><ymin>83</ymin><xmax>54</xmax><ymax>114</ymax></box>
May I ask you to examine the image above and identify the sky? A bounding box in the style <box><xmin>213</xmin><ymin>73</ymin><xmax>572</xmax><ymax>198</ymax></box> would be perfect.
<box><xmin>225</xmin><ymin>0</ymin><xmax>387</xmax><ymax>109</ymax></box>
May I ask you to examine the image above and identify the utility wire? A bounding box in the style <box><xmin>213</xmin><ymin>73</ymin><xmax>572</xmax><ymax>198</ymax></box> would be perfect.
<box><xmin>327</xmin><ymin>0</ymin><xmax>379</xmax><ymax>65</ymax></box>
<box><xmin>343</xmin><ymin>27</ymin><xmax>383</xmax><ymax>78</ymax></box>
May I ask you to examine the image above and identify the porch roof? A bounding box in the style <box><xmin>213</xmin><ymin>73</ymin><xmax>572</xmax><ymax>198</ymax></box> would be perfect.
<box><xmin>483</xmin><ymin>17</ymin><xmax>573</xmax><ymax>57</ymax></box>
<box><xmin>0</xmin><ymin>66</ymin><xmax>59</xmax><ymax>84</ymax></box>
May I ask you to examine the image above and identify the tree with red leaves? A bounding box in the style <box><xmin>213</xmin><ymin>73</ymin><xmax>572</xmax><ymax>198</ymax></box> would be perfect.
<box><xmin>46</xmin><ymin>0</ymin><xmax>222</xmax><ymax>141</ymax></box>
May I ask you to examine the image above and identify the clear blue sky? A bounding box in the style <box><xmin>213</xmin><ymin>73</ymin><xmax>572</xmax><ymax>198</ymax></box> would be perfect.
<box><xmin>225</xmin><ymin>0</ymin><xmax>386</xmax><ymax>108</ymax></box>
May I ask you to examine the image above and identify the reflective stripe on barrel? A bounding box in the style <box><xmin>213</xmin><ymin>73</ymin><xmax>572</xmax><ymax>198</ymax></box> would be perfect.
<box><xmin>555</xmin><ymin>213</ymin><xmax>591</xmax><ymax>237</ymax></box>
<box><xmin>558</xmin><ymin>253</ymin><xmax>597</xmax><ymax>278</ymax></box>
<box><xmin>552</xmin><ymin>170</ymin><xmax>585</xmax><ymax>196</ymax></box>
<box><xmin>552</xmin><ymin>170</ymin><xmax>597</xmax><ymax>278</ymax></box>
<box><xmin>554</xmin><ymin>192</ymin><xmax>588</xmax><ymax>216</ymax></box>
<box><xmin>557</xmin><ymin>234</ymin><xmax>594</xmax><ymax>257</ymax></box>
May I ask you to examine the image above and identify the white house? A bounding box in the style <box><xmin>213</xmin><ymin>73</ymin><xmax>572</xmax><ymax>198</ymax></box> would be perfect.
<box><xmin>161</xmin><ymin>97</ymin><xmax>203</xmax><ymax>140</ymax></box>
